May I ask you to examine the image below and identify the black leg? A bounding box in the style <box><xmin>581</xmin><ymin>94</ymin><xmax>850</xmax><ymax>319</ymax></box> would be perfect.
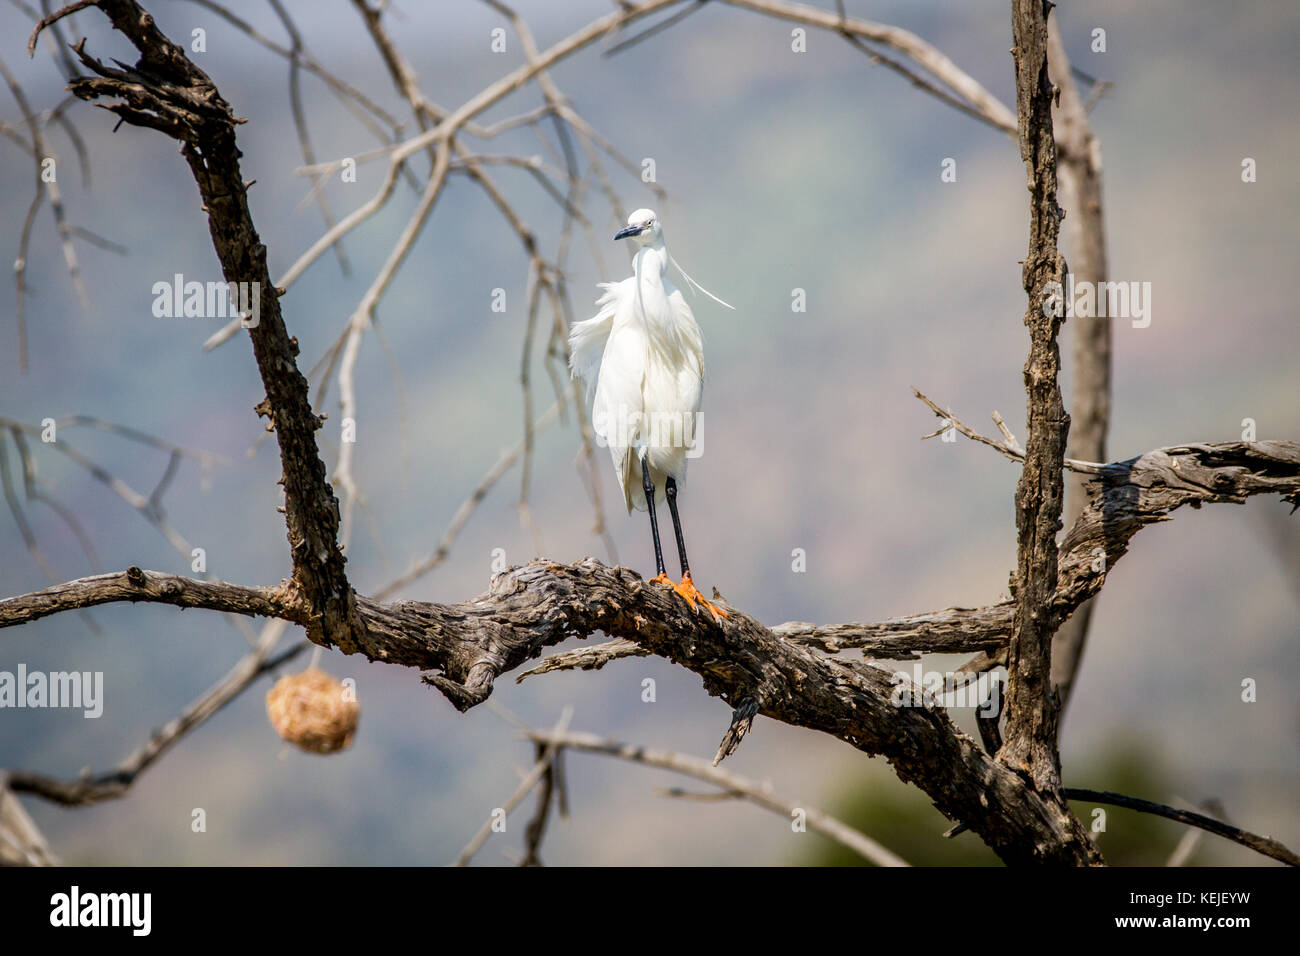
<box><xmin>642</xmin><ymin>454</ymin><xmax>667</xmax><ymax>577</ymax></box>
<box><xmin>664</xmin><ymin>476</ymin><xmax>690</xmax><ymax>578</ymax></box>
<box><xmin>663</xmin><ymin>475</ymin><xmax>727</xmax><ymax>619</ymax></box>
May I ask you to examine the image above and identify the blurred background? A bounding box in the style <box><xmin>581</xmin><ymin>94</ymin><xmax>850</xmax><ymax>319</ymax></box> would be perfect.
<box><xmin>0</xmin><ymin>0</ymin><xmax>1296</xmax><ymax>865</ymax></box>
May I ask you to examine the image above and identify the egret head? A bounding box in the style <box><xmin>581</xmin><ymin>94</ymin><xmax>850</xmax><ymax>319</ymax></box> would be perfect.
<box><xmin>614</xmin><ymin>208</ymin><xmax>661</xmax><ymax>246</ymax></box>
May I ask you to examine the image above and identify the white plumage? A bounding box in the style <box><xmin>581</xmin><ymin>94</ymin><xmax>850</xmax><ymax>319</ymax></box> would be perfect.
<box><xmin>568</xmin><ymin>209</ymin><xmax>731</xmax><ymax>616</ymax></box>
<box><xmin>570</xmin><ymin>209</ymin><xmax>731</xmax><ymax>517</ymax></box>
<box><xmin>570</xmin><ymin>250</ymin><xmax>704</xmax><ymax>511</ymax></box>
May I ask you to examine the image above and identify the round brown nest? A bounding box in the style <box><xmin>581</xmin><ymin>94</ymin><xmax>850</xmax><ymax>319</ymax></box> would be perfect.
<box><xmin>265</xmin><ymin>667</ymin><xmax>360</xmax><ymax>754</ymax></box>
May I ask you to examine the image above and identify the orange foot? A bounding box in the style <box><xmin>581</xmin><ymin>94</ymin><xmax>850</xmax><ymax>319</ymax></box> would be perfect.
<box><xmin>671</xmin><ymin>571</ymin><xmax>729</xmax><ymax>621</ymax></box>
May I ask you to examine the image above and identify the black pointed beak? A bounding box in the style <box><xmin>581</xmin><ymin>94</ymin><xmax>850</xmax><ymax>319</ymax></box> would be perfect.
<box><xmin>614</xmin><ymin>223</ymin><xmax>645</xmax><ymax>241</ymax></box>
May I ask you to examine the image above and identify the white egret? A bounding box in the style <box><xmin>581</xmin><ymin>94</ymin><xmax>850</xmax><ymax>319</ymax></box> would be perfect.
<box><xmin>569</xmin><ymin>208</ymin><xmax>732</xmax><ymax>619</ymax></box>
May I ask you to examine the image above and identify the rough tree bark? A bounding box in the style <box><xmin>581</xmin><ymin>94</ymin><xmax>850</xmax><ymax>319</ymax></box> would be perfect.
<box><xmin>1046</xmin><ymin>18</ymin><xmax>1110</xmax><ymax>718</ymax></box>
<box><xmin>998</xmin><ymin>0</ymin><xmax>1097</xmax><ymax>863</ymax></box>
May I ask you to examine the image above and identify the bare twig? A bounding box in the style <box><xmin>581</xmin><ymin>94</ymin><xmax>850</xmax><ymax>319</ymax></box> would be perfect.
<box><xmin>46</xmin><ymin>0</ymin><xmax>367</xmax><ymax>650</ymax></box>
<box><xmin>725</xmin><ymin>0</ymin><xmax>1017</xmax><ymax>134</ymax></box>
<box><xmin>604</xmin><ymin>0</ymin><xmax>706</xmax><ymax>57</ymax></box>
<box><xmin>913</xmin><ymin>388</ymin><xmax>1102</xmax><ymax>474</ymax></box>
<box><xmin>182</xmin><ymin>0</ymin><xmax>403</xmax><ymax>133</ymax></box>
<box><xmin>517</xmin><ymin>637</ymin><xmax>649</xmax><ymax>681</ymax></box>
<box><xmin>526</xmin><ymin>728</ymin><xmax>909</xmax><ymax>867</ymax></box>
<box><xmin>375</xmin><ymin>391</ymin><xmax>569</xmax><ymax>601</ymax></box>
<box><xmin>452</xmin><ymin>707</ymin><xmax>572</xmax><ymax>866</ymax></box>
<box><xmin>7</xmin><ymin>428</ymin><xmax>101</xmax><ymax>571</ymax></box>
<box><xmin>266</xmin><ymin>0</ymin><xmax>351</xmax><ymax>274</ymax></box>
<box><xmin>1166</xmin><ymin>798</ymin><xmax>1225</xmax><ymax>867</ymax></box>
<box><xmin>0</xmin><ymin>779</ymin><xmax>59</xmax><ymax>866</ymax></box>
<box><xmin>1</xmin><ymin>56</ymin><xmax>89</xmax><ymax>370</ymax></box>
<box><xmin>519</xmin><ymin>743</ymin><xmax>565</xmax><ymax>866</ymax></box>
<box><xmin>1065</xmin><ymin>789</ymin><xmax>1298</xmax><ymax>868</ymax></box>
<box><xmin>7</xmin><ymin>626</ymin><xmax>305</xmax><ymax>806</ymax></box>
<box><xmin>831</xmin><ymin>0</ymin><xmax>1015</xmax><ymax>137</ymax></box>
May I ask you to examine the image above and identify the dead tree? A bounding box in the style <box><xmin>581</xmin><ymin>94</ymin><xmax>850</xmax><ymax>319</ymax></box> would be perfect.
<box><xmin>2</xmin><ymin>0</ymin><xmax>1296</xmax><ymax>866</ymax></box>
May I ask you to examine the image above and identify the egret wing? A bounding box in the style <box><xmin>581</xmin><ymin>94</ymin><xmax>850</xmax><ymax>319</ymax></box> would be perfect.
<box><xmin>568</xmin><ymin>279</ymin><xmax>627</xmax><ymax>406</ymax></box>
<box><xmin>666</xmin><ymin>287</ymin><xmax>705</xmax><ymax>460</ymax></box>
<box><xmin>593</xmin><ymin>317</ymin><xmax>653</xmax><ymax>510</ymax></box>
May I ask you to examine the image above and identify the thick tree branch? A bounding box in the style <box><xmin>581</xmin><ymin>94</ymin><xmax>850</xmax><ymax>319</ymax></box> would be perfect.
<box><xmin>4</xmin><ymin>439</ymin><xmax>1296</xmax><ymax>861</ymax></box>
<box><xmin>774</xmin><ymin>604</ymin><xmax>1012</xmax><ymax>659</ymax></box>
<box><xmin>1046</xmin><ymin>17</ymin><xmax>1111</xmax><ymax>719</ymax></box>
<box><xmin>0</xmin><ymin>564</ymin><xmax>1087</xmax><ymax>861</ymax></box>
<box><xmin>5</xmin><ymin>442</ymin><xmax>1296</xmax><ymax>657</ymax></box>
<box><xmin>1002</xmin><ymin>0</ymin><xmax>1074</xmax><ymax>808</ymax></box>
<box><xmin>1051</xmin><ymin>441</ymin><xmax>1300</xmax><ymax>617</ymax></box>
<box><xmin>36</xmin><ymin>0</ymin><xmax>359</xmax><ymax>652</ymax></box>
<box><xmin>0</xmin><ymin>566</ymin><xmax>298</xmax><ymax>626</ymax></box>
